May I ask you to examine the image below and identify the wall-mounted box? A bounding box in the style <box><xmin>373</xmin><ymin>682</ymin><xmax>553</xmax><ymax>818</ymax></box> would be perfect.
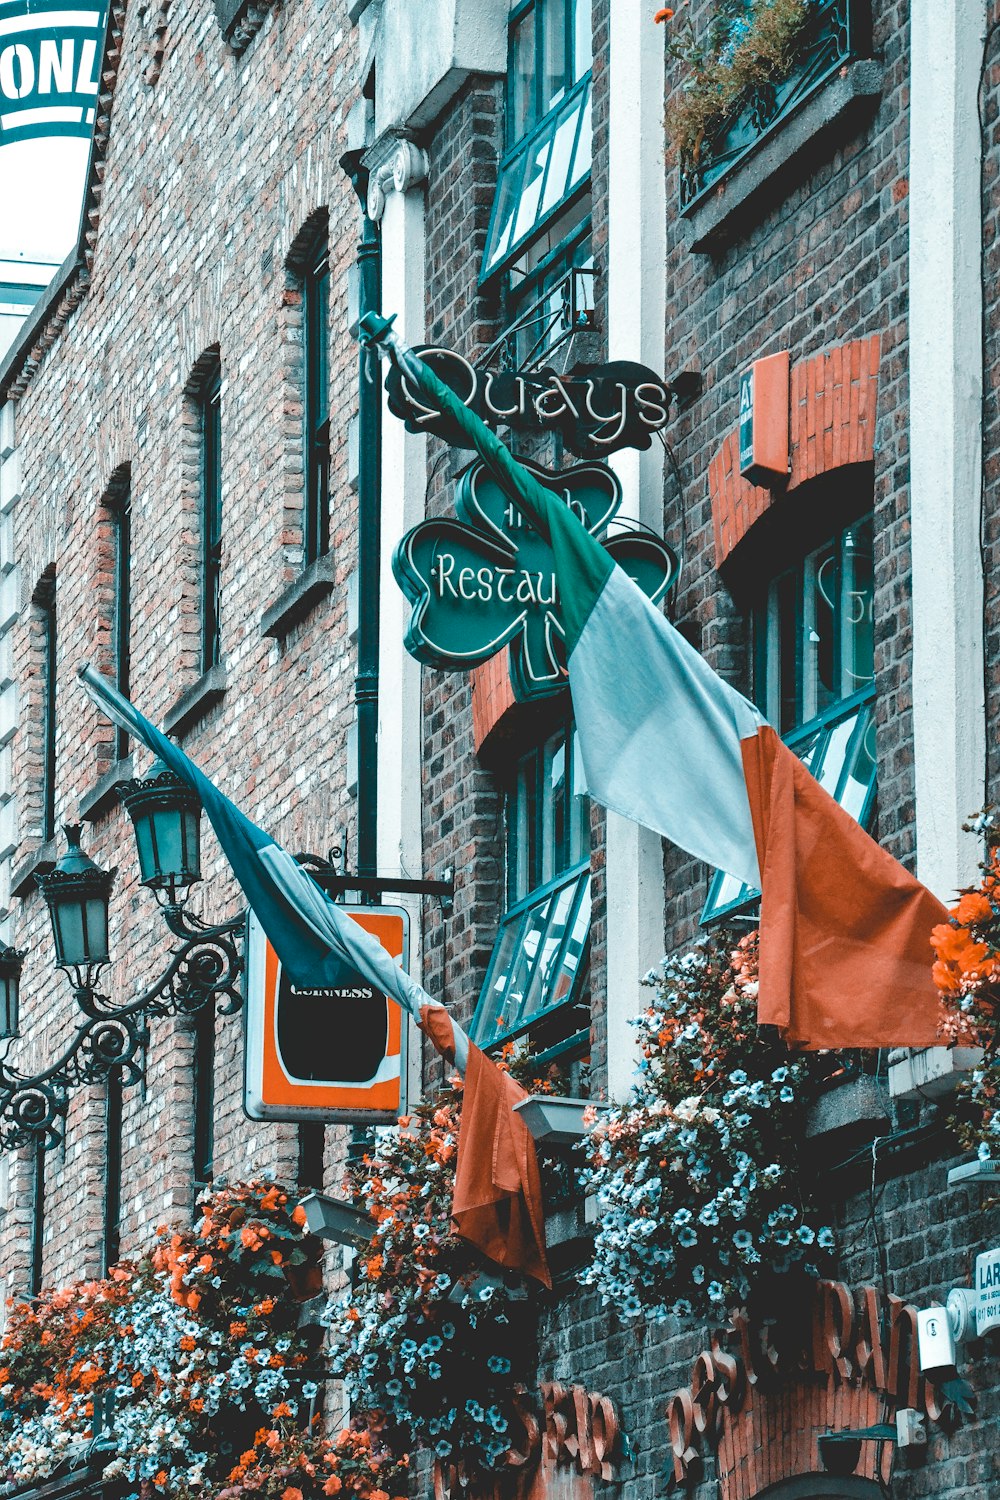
<box><xmin>738</xmin><ymin>350</ymin><xmax>790</xmax><ymax>486</ymax></box>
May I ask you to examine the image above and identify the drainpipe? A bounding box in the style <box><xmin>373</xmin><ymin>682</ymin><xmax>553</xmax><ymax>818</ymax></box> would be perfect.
<box><xmin>341</xmin><ymin>150</ymin><xmax>381</xmax><ymax>883</ymax></box>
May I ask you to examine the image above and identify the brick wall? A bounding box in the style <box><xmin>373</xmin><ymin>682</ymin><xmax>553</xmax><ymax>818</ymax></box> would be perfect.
<box><xmin>0</xmin><ymin>0</ymin><xmax>362</xmax><ymax>1292</ymax></box>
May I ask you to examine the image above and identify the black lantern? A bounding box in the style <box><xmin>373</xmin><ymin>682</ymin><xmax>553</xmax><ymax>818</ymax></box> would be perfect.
<box><xmin>36</xmin><ymin>826</ymin><xmax>116</xmax><ymax>977</ymax></box>
<box><xmin>0</xmin><ymin>946</ymin><xmax>23</xmax><ymax>1040</ymax></box>
<box><xmin>118</xmin><ymin>760</ymin><xmax>202</xmax><ymax>902</ymax></box>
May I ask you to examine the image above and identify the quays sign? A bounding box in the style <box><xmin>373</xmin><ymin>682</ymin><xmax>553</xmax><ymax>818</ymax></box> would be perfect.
<box><xmin>392</xmin><ymin>458</ymin><xmax>678</xmax><ymax>700</ymax></box>
<box><xmin>384</xmin><ymin>345</ymin><xmax>673</xmax><ymax>459</ymax></box>
<box><xmin>0</xmin><ymin>0</ymin><xmax>107</xmax><ymax>143</ymax></box>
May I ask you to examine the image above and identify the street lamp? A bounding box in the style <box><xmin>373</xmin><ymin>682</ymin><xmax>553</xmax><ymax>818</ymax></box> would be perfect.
<box><xmin>118</xmin><ymin>760</ymin><xmax>202</xmax><ymax>904</ymax></box>
<box><xmin>36</xmin><ymin>825</ymin><xmax>116</xmax><ymax>986</ymax></box>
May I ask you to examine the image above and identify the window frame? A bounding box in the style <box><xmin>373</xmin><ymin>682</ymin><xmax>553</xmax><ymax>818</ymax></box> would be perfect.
<box><xmin>199</xmin><ymin>361</ymin><xmax>223</xmax><ymax>673</ymax></box>
<box><xmin>111</xmin><ymin>489</ymin><xmax>131</xmax><ymax>762</ymax></box>
<box><xmin>192</xmin><ymin>1005</ymin><xmax>216</xmax><ymax>1186</ymax></box>
<box><xmin>103</xmin><ymin>1071</ymin><xmax>123</xmax><ymax>1273</ymax></box>
<box><xmin>301</xmin><ymin>236</ymin><xmax>331</xmax><ymax>566</ymax></box>
<box><xmin>471</xmin><ymin>856</ymin><xmax>591</xmax><ymax>1052</ymax></box>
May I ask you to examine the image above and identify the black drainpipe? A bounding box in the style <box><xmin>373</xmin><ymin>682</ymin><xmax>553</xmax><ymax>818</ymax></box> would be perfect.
<box><xmin>341</xmin><ymin>151</ymin><xmax>381</xmax><ymax>883</ymax></box>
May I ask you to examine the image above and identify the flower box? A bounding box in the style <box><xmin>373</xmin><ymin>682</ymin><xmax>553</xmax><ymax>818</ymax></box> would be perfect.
<box><xmin>298</xmin><ymin>1191</ymin><xmax>375</xmax><ymax>1248</ymax></box>
<box><xmin>512</xmin><ymin>1093</ymin><xmax>606</xmax><ymax>1144</ymax></box>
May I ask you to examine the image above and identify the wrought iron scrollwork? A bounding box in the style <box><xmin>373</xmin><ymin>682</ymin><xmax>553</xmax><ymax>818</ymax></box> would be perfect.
<box><xmin>0</xmin><ymin>909</ymin><xmax>244</xmax><ymax>1151</ymax></box>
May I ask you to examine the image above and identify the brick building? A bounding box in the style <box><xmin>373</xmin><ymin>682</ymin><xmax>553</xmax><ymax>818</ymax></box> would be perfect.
<box><xmin>0</xmin><ymin>1</ymin><xmax>999</xmax><ymax>1499</ymax></box>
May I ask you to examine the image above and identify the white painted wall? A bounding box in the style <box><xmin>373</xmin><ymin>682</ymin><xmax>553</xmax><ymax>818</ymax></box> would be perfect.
<box><xmin>909</xmin><ymin>0</ymin><xmax>987</xmax><ymax>902</ymax></box>
<box><xmin>377</xmin><ymin>186</ymin><xmax>427</xmax><ymax>1106</ymax></box>
<box><xmin>603</xmin><ymin>4</ymin><xmax>668</xmax><ymax>1105</ymax></box>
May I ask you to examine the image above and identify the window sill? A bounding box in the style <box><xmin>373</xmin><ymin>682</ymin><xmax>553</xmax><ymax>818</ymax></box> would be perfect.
<box><xmin>79</xmin><ymin>756</ymin><xmax>135</xmax><ymax>824</ymax></box>
<box><xmin>11</xmin><ymin>836</ymin><xmax>58</xmax><ymax>898</ymax></box>
<box><xmin>162</xmin><ymin>664</ymin><xmax>228</xmax><ymax>739</ymax></box>
<box><xmin>260</xmin><ymin>555</ymin><xmax>336</xmax><ymax>641</ymax></box>
<box><xmin>683</xmin><ymin>60</ymin><xmax>883</xmax><ymax>255</ymax></box>
<box><xmin>887</xmin><ymin>1045</ymin><xmax>983</xmax><ymax>1103</ymax></box>
<box><xmin>804</xmin><ymin>1072</ymin><xmax>889</xmax><ymax>1149</ymax></box>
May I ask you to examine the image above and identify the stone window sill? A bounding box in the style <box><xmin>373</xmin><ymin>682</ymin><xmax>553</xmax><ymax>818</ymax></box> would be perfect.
<box><xmin>804</xmin><ymin>1073</ymin><xmax>889</xmax><ymax>1150</ymax></box>
<box><xmin>683</xmin><ymin>60</ymin><xmax>883</xmax><ymax>255</ymax></box>
<box><xmin>260</xmin><ymin>555</ymin><xmax>336</xmax><ymax>641</ymax></box>
<box><xmin>887</xmin><ymin>1045</ymin><xmax>982</xmax><ymax>1104</ymax></box>
<box><xmin>11</xmin><ymin>836</ymin><xmax>58</xmax><ymax>898</ymax></box>
<box><xmin>80</xmin><ymin>755</ymin><xmax>135</xmax><ymax>824</ymax></box>
<box><xmin>163</xmin><ymin>664</ymin><xmax>228</xmax><ymax>738</ymax></box>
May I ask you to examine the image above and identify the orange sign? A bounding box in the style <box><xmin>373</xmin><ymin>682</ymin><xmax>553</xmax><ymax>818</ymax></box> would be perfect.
<box><xmin>242</xmin><ymin>907</ymin><xmax>409</xmax><ymax>1124</ymax></box>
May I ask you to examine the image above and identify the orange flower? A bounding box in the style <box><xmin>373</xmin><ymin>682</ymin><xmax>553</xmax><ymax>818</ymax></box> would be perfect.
<box><xmin>654</xmin><ymin>7</ymin><xmax>674</xmax><ymax>19</ymax></box>
<box><xmin>955</xmin><ymin>890</ymin><xmax>994</xmax><ymax>927</ymax></box>
<box><xmin>292</xmin><ymin>1204</ymin><xmax>308</xmax><ymax>1227</ymax></box>
<box><xmin>154</xmin><ymin>1473</ymin><xmax>168</xmax><ymax>1488</ymax></box>
<box><xmin>282</xmin><ymin>1488</ymin><xmax>304</xmax><ymax>1500</ymax></box>
<box><xmin>323</xmin><ymin>1478</ymin><xmax>343</xmax><ymax>1495</ymax></box>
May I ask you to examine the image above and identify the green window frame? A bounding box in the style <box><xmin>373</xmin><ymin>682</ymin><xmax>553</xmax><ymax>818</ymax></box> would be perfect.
<box><xmin>472</xmin><ymin>718</ymin><xmax>591</xmax><ymax>1051</ymax></box>
<box><xmin>301</xmin><ymin>236</ymin><xmax>330</xmax><ymax>565</ymax></box>
<box><xmin>480</xmin><ymin>0</ymin><xmax>592</xmax><ymax>284</ymax></box>
<box><xmin>199</xmin><ymin>360</ymin><xmax>223</xmax><ymax>672</ymax></box>
<box><xmin>701</xmin><ymin>516</ymin><xmax>876</xmax><ymax>925</ymax></box>
<box><xmin>111</xmin><ymin>487</ymin><xmax>132</xmax><ymax>763</ymax></box>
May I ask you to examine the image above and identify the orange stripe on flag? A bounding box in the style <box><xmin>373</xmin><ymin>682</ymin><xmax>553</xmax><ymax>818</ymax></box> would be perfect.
<box><xmin>741</xmin><ymin>725</ymin><xmax>947</xmax><ymax>1049</ymax></box>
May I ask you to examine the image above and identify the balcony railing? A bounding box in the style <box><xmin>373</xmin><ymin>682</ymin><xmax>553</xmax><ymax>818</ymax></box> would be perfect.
<box><xmin>482</xmin><ymin>264</ymin><xmax>597</xmax><ymax>375</ymax></box>
<box><xmin>679</xmin><ymin>0</ymin><xmax>872</xmax><ymax>213</ymax></box>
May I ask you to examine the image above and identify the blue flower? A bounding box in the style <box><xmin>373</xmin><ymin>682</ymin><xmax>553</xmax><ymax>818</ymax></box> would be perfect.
<box><xmin>487</xmin><ymin>1355</ymin><xmax>511</xmax><ymax>1373</ymax></box>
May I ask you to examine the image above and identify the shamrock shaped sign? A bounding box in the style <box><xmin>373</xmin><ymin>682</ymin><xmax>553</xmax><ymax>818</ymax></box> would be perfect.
<box><xmin>392</xmin><ymin>458</ymin><xmax>679</xmax><ymax>701</ymax></box>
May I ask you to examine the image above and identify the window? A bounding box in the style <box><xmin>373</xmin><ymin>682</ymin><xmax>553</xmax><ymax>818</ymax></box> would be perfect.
<box><xmin>111</xmin><ymin>486</ymin><xmax>131</xmax><ymax>762</ymax></box>
<box><xmin>297</xmin><ymin>1122</ymin><xmax>325</xmax><ymax>1191</ymax></box>
<box><xmin>29</xmin><ymin>1143</ymin><xmax>44</xmax><ymax>1296</ymax></box>
<box><xmin>702</xmin><ymin>517</ymin><xmax>876</xmax><ymax>924</ymax></box>
<box><xmin>103</xmin><ymin>1073</ymin><xmax>123</xmax><ymax>1272</ymax></box>
<box><xmin>35</xmin><ymin>574</ymin><xmax>56</xmax><ymax>844</ymax></box>
<box><xmin>192</xmin><ymin>1007</ymin><xmax>215</xmax><ymax>1184</ymax></box>
<box><xmin>301</xmin><ymin>234</ymin><xmax>330</xmax><ymax>565</ymax></box>
<box><xmin>481</xmin><ymin>0</ymin><xmax>592</xmax><ymax>284</ymax></box>
<box><xmin>199</xmin><ymin>359</ymin><xmax>223</xmax><ymax>672</ymax></box>
<box><xmin>471</xmin><ymin>720</ymin><xmax>591</xmax><ymax>1051</ymax></box>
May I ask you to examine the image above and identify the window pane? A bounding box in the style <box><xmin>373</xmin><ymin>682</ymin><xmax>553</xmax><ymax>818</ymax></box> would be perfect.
<box><xmin>544</xmin><ymin>875</ymin><xmax>590</xmax><ymax>1011</ymax></box>
<box><xmin>498</xmin><ymin>896</ymin><xmax>553</xmax><ymax>1032</ymax></box>
<box><xmin>568</xmin><ymin>80</ymin><xmax>592</xmax><ymax>188</ymax></box>
<box><xmin>483</xmin><ymin>154</ymin><xmax>526</xmax><ymax>275</ymax></box>
<box><xmin>475</xmin><ymin>911</ymin><xmax>534</xmax><ymax>1042</ymax></box>
<box><xmin>512</xmin><ymin>132</ymin><xmax>552</xmax><ymax>247</ymax></box>
<box><xmin>510</xmin><ymin>756</ymin><xmax>537</xmax><ymax>902</ymax></box>
<box><xmin>840</xmin><ymin>517</ymin><xmax>874</xmax><ymax>695</ymax></box>
<box><xmin>539</xmin><ymin>94</ymin><xmax>582</xmax><ymax>216</ymax></box>
<box><xmin>569</xmin><ymin>729</ymin><xmax>589</xmax><ymax>865</ymax></box>
<box><xmin>572</xmin><ymin>0</ymin><xmax>592</xmax><ymax>81</ymax></box>
<box><xmin>803</xmin><ymin>541</ymin><xmax>837</xmax><ymax>722</ymax></box>
<box><xmin>521</xmin><ymin>878</ymin><xmax>576</xmax><ymax>1021</ymax></box>
<box><xmin>542</xmin><ymin>0</ymin><xmax>568</xmax><ymax>113</ymax></box>
<box><xmin>775</xmin><ymin>570</ymin><xmax>798</xmax><ymax>733</ymax></box>
<box><xmin>509</xmin><ymin>2</ymin><xmax>537</xmax><ymax>141</ymax></box>
<box><xmin>839</xmin><ymin>705</ymin><xmax>877</xmax><ymax>821</ymax></box>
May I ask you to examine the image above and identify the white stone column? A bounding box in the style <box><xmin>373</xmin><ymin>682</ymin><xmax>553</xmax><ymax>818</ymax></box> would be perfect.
<box><xmin>909</xmin><ymin>0</ymin><xmax>987</xmax><ymax>902</ymax></box>
<box><xmin>603</xmin><ymin>5</ymin><xmax>668</xmax><ymax>1103</ymax></box>
<box><xmin>373</xmin><ymin>161</ymin><xmax>428</xmax><ymax>1106</ymax></box>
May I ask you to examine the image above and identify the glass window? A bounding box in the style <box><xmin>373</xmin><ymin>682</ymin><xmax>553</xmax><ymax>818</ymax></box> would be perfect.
<box><xmin>472</xmin><ymin>718</ymin><xmax>591</xmax><ymax>1050</ymax></box>
<box><xmin>302</xmin><ymin>236</ymin><xmax>330</xmax><ymax>564</ymax></box>
<box><xmin>481</xmin><ymin>0</ymin><xmax>592</xmax><ymax>283</ymax></box>
<box><xmin>200</xmin><ymin>360</ymin><xmax>223</xmax><ymax>672</ymax></box>
<box><xmin>112</xmin><ymin>488</ymin><xmax>131</xmax><ymax>763</ymax></box>
<box><xmin>701</xmin><ymin>517</ymin><xmax>876</xmax><ymax>926</ymax></box>
<box><xmin>192</xmin><ymin>1006</ymin><xmax>215</xmax><ymax>1185</ymax></box>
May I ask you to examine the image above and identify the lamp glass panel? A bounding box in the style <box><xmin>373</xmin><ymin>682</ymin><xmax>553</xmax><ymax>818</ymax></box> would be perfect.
<box><xmin>151</xmin><ymin>805</ymin><xmax>186</xmax><ymax>882</ymax></box>
<box><xmin>84</xmin><ymin>895</ymin><xmax>111</xmax><ymax>964</ymax></box>
<box><xmin>53</xmin><ymin>897</ymin><xmax>86</xmax><ymax>967</ymax></box>
<box><xmin>0</xmin><ymin>972</ymin><xmax>18</xmax><ymax>1038</ymax></box>
<box><xmin>133</xmin><ymin>812</ymin><xmax>157</xmax><ymax>885</ymax></box>
<box><xmin>183</xmin><ymin>807</ymin><xmax>202</xmax><ymax>883</ymax></box>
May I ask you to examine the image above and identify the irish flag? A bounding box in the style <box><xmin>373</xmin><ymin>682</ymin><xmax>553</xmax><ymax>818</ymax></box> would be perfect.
<box><xmin>362</xmin><ymin>313</ymin><xmax>947</xmax><ymax>1050</ymax></box>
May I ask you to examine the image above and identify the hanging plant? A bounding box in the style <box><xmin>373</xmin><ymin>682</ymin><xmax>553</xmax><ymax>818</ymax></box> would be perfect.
<box><xmin>578</xmin><ymin>931</ymin><xmax>836</xmax><ymax>1322</ymax></box>
<box><xmin>325</xmin><ymin>1081</ymin><xmax>539</xmax><ymax>1481</ymax></box>
<box><xmin>931</xmin><ymin>809</ymin><xmax>1000</xmax><ymax>1161</ymax></box>
<box><xmin>0</xmin><ymin>1181</ymin><xmax>402</xmax><ymax>1500</ymax></box>
<box><xmin>657</xmin><ymin>0</ymin><xmax>814</xmax><ymax>163</ymax></box>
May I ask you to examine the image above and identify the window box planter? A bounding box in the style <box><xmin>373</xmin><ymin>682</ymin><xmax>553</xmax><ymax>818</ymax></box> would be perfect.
<box><xmin>679</xmin><ymin>0</ymin><xmax>879</xmax><ymax>252</ymax></box>
<box><xmin>512</xmin><ymin>1093</ymin><xmax>607</xmax><ymax>1145</ymax></box>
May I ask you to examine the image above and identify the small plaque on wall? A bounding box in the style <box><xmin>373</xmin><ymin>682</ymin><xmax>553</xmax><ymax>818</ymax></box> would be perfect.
<box><xmin>738</xmin><ymin>350</ymin><xmax>790</xmax><ymax>486</ymax></box>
